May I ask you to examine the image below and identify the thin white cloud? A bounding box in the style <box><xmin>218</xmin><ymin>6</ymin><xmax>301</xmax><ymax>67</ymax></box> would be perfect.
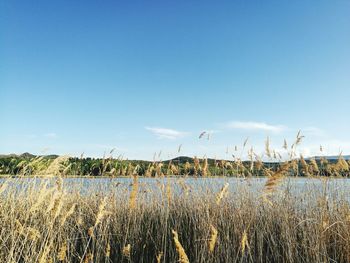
<box><xmin>44</xmin><ymin>133</ymin><xmax>57</xmax><ymax>138</ymax></box>
<box><xmin>303</xmin><ymin>127</ymin><xmax>326</xmax><ymax>137</ymax></box>
<box><xmin>145</xmin><ymin>127</ymin><xmax>189</xmax><ymax>140</ymax></box>
<box><xmin>225</xmin><ymin>121</ymin><xmax>287</xmax><ymax>133</ymax></box>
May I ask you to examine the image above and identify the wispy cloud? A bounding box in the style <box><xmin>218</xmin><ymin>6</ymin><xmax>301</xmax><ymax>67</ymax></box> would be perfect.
<box><xmin>145</xmin><ymin>127</ymin><xmax>189</xmax><ymax>140</ymax></box>
<box><xmin>225</xmin><ymin>121</ymin><xmax>287</xmax><ymax>133</ymax></box>
<box><xmin>303</xmin><ymin>127</ymin><xmax>326</xmax><ymax>137</ymax></box>
<box><xmin>44</xmin><ymin>132</ymin><xmax>57</xmax><ymax>138</ymax></box>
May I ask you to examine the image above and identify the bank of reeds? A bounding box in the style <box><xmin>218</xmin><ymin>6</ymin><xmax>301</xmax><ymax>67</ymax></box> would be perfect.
<box><xmin>0</xmin><ymin>175</ymin><xmax>350</xmax><ymax>263</ymax></box>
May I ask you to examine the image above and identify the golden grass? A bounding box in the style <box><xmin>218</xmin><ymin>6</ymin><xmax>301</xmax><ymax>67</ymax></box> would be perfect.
<box><xmin>1</xmin><ymin>134</ymin><xmax>350</xmax><ymax>262</ymax></box>
<box><xmin>0</xmin><ymin>174</ymin><xmax>349</xmax><ymax>262</ymax></box>
<box><xmin>172</xmin><ymin>230</ymin><xmax>190</xmax><ymax>263</ymax></box>
<box><xmin>208</xmin><ymin>224</ymin><xmax>218</xmax><ymax>253</ymax></box>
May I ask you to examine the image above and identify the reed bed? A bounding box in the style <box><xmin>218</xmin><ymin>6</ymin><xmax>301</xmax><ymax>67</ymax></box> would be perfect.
<box><xmin>1</xmin><ymin>176</ymin><xmax>350</xmax><ymax>263</ymax></box>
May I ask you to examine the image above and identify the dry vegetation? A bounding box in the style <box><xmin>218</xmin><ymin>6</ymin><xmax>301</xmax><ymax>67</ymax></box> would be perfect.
<box><xmin>1</xmin><ymin>175</ymin><xmax>350</xmax><ymax>263</ymax></box>
<box><xmin>1</xmin><ymin>134</ymin><xmax>350</xmax><ymax>262</ymax></box>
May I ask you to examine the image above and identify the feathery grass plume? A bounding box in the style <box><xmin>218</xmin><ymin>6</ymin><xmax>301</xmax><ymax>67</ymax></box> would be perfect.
<box><xmin>216</xmin><ymin>183</ymin><xmax>229</xmax><ymax>205</ymax></box>
<box><xmin>208</xmin><ymin>224</ymin><xmax>218</xmax><ymax>253</ymax></box>
<box><xmin>95</xmin><ymin>197</ymin><xmax>108</xmax><ymax>227</ymax></box>
<box><xmin>309</xmin><ymin>158</ymin><xmax>319</xmax><ymax>175</ymax></box>
<box><xmin>167</xmin><ymin>161</ymin><xmax>173</xmax><ymax>175</ymax></box>
<box><xmin>184</xmin><ymin>161</ymin><xmax>191</xmax><ymax>175</ymax></box>
<box><xmin>243</xmin><ymin>137</ymin><xmax>249</xmax><ymax>147</ymax></box>
<box><xmin>289</xmin><ymin>131</ymin><xmax>304</xmax><ymax>158</ymax></box>
<box><xmin>58</xmin><ymin>241</ymin><xmax>67</xmax><ymax>261</ymax></box>
<box><xmin>83</xmin><ymin>252</ymin><xmax>94</xmax><ymax>263</ymax></box>
<box><xmin>122</xmin><ymin>244</ymin><xmax>131</xmax><ymax>258</ymax></box>
<box><xmin>336</xmin><ymin>153</ymin><xmax>349</xmax><ymax>172</ymax></box>
<box><xmin>172</xmin><ymin>230</ymin><xmax>190</xmax><ymax>263</ymax></box>
<box><xmin>225</xmin><ymin>161</ymin><xmax>233</xmax><ymax>171</ymax></box>
<box><xmin>234</xmin><ymin>158</ymin><xmax>246</xmax><ymax>177</ymax></box>
<box><xmin>300</xmin><ymin>155</ymin><xmax>310</xmax><ymax>176</ymax></box>
<box><xmin>156</xmin><ymin>162</ymin><xmax>164</xmax><ymax>177</ymax></box>
<box><xmin>199</xmin><ymin>131</ymin><xmax>206</xmax><ymax>139</ymax></box>
<box><xmin>63</xmin><ymin>163</ymin><xmax>72</xmax><ymax>175</ymax></box>
<box><xmin>105</xmin><ymin>242</ymin><xmax>111</xmax><ymax>258</ymax></box>
<box><xmin>44</xmin><ymin>156</ymin><xmax>70</xmax><ymax>176</ymax></box>
<box><xmin>133</xmin><ymin>164</ymin><xmax>140</xmax><ymax>175</ymax></box>
<box><xmin>46</xmin><ymin>190</ymin><xmax>62</xmax><ymax>217</ymax></box>
<box><xmin>262</xmin><ymin>167</ymin><xmax>273</xmax><ymax>177</ymax></box>
<box><xmin>26</xmin><ymin>226</ymin><xmax>41</xmax><ymax>241</ymax></box>
<box><xmin>263</xmin><ymin>163</ymin><xmax>290</xmax><ymax>204</ymax></box>
<box><xmin>129</xmin><ymin>175</ymin><xmax>138</xmax><ymax>210</ymax></box>
<box><xmin>109</xmin><ymin>167</ymin><xmax>116</xmax><ymax>177</ymax></box>
<box><xmin>219</xmin><ymin>160</ymin><xmax>225</xmax><ymax>170</ymax></box>
<box><xmin>322</xmin><ymin>218</ymin><xmax>330</xmax><ymax>231</ymax></box>
<box><xmin>52</xmin><ymin>196</ymin><xmax>64</xmax><ymax>221</ymax></box>
<box><xmin>263</xmin><ymin>174</ymin><xmax>282</xmax><ymax>196</ymax></box>
<box><xmin>76</xmin><ymin>213</ymin><xmax>83</xmax><ymax>226</ymax></box>
<box><xmin>156</xmin><ymin>252</ymin><xmax>163</xmax><ymax>263</ymax></box>
<box><xmin>27</xmin><ymin>156</ymin><xmax>46</xmax><ymax>174</ymax></box>
<box><xmin>255</xmin><ymin>155</ymin><xmax>264</xmax><ymax>171</ymax></box>
<box><xmin>145</xmin><ymin>164</ymin><xmax>153</xmax><ymax>177</ymax></box>
<box><xmin>277</xmin><ymin>152</ymin><xmax>282</xmax><ymax>160</ymax></box>
<box><xmin>16</xmin><ymin>160</ymin><xmax>28</xmax><ymax>175</ymax></box>
<box><xmin>295</xmin><ymin>130</ymin><xmax>305</xmax><ymax>145</ymax></box>
<box><xmin>241</xmin><ymin>230</ymin><xmax>249</xmax><ymax>254</ymax></box>
<box><xmin>202</xmin><ymin>158</ymin><xmax>208</xmax><ymax>176</ymax></box>
<box><xmin>283</xmin><ymin>139</ymin><xmax>288</xmax><ymax>150</ymax></box>
<box><xmin>170</xmin><ymin>163</ymin><xmax>178</xmax><ymax>175</ymax></box>
<box><xmin>193</xmin><ymin>156</ymin><xmax>200</xmax><ymax>176</ymax></box>
<box><xmin>87</xmin><ymin>227</ymin><xmax>94</xmax><ymax>238</ymax></box>
<box><xmin>15</xmin><ymin>219</ymin><xmax>24</xmax><ymax>234</ymax></box>
<box><xmin>60</xmin><ymin>203</ymin><xmax>76</xmax><ymax>226</ymax></box>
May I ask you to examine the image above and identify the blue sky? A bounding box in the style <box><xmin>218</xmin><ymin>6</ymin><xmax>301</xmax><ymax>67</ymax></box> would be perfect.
<box><xmin>1</xmin><ymin>0</ymin><xmax>350</xmax><ymax>160</ymax></box>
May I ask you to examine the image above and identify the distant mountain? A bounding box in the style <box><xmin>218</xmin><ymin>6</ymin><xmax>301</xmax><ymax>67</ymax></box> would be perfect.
<box><xmin>167</xmin><ymin>156</ymin><xmax>195</xmax><ymax>163</ymax></box>
<box><xmin>0</xmin><ymin>153</ymin><xmax>18</xmax><ymax>158</ymax></box>
<box><xmin>20</xmin><ymin>152</ymin><xmax>36</xmax><ymax>158</ymax></box>
<box><xmin>0</xmin><ymin>153</ymin><xmax>349</xmax><ymax>162</ymax></box>
<box><xmin>0</xmin><ymin>152</ymin><xmax>58</xmax><ymax>159</ymax></box>
<box><xmin>309</xmin><ymin>155</ymin><xmax>350</xmax><ymax>161</ymax></box>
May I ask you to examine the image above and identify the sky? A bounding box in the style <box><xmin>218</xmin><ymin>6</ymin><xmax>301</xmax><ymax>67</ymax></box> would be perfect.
<box><xmin>1</xmin><ymin>0</ymin><xmax>350</xmax><ymax>160</ymax></box>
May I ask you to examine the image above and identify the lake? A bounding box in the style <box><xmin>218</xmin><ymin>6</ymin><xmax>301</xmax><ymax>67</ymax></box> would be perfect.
<box><xmin>1</xmin><ymin>176</ymin><xmax>350</xmax><ymax>202</ymax></box>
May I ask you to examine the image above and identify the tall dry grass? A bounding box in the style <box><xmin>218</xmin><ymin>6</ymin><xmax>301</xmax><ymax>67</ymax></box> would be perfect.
<box><xmin>1</xmin><ymin>175</ymin><xmax>350</xmax><ymax>263</ymax></box>
<box><xmin>1</xmin><ymin>134</ymin><xmax>350</xmax><ymax>262</ymax></box>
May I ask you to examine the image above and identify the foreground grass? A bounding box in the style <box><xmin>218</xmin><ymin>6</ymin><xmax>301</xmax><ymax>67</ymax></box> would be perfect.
<box><xmin>0</xmin><ymin>176</ymin><xmax>350</xmax><ymax>263</ymax></box>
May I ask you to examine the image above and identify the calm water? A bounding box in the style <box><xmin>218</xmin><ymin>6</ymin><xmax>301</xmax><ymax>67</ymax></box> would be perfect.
<box><xmin>1</xmin><ymin>176</ymin><xmax>350</xmax><ymax>200</ymax></box>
